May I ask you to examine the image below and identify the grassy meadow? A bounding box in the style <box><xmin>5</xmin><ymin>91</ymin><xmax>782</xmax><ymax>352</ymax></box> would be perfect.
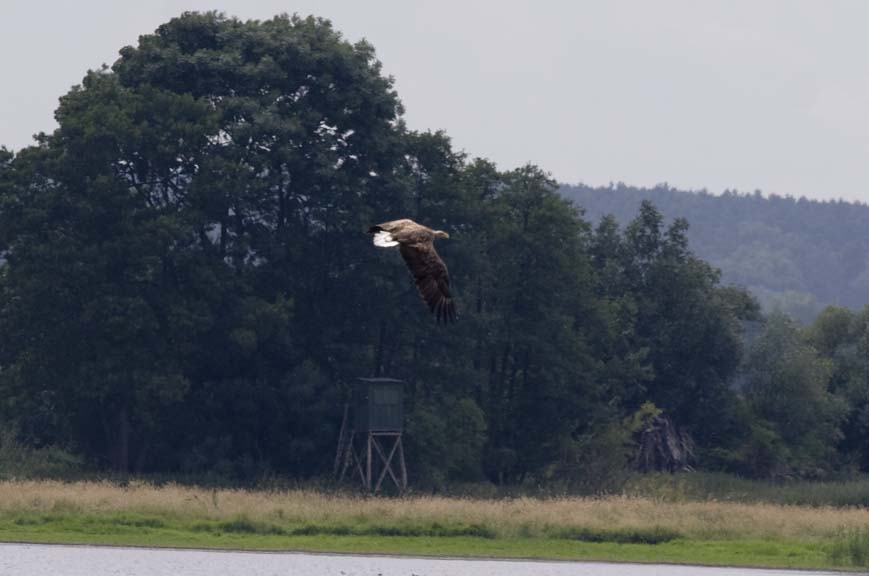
<box><xmin>0</xmin><ymin>478</ymin><xmax>868</xmax><ymax>570</ymax></box>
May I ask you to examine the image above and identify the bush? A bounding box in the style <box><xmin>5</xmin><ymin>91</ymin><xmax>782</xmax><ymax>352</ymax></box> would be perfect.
<box><xmin>545</xmin><ymin>421</ymin><xmax>634</xmax><ymax>495</ymax></box>
<box><xmin>217</xmin><ymin>516</ymin><xmax>285</xmax><ymax>535</ymax></box>
<box><xmin>0</xmin><ymin>427</ymin><xmax>83</xmax><ymax>479</ymax></box>
<box><xmin>551</xmin><ymin>525</ymin><xmax>681</xmax><ymax>545</ymax></box>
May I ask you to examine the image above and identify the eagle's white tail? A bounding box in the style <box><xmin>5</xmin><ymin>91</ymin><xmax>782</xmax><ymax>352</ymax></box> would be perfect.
<box><xmin>372</xmin><ymin>230</ymin><xmax>399</xmax><ymax>247</ymax></box>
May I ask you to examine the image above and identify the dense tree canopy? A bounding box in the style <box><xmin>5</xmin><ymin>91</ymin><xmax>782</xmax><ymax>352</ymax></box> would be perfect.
<box><xmin>0</xmin><ymin>12</ymin><xmax>865</xmax><ymax>487</ymax></box>
<box><xmin>1</xmin><ymin>12</ymin><xmax>405</xmax><ymax>475</ymax></box>
<box><xmin>562</xmin><ymin>183</ymin><xmax>869</xmax><ymax>323</ymax></box>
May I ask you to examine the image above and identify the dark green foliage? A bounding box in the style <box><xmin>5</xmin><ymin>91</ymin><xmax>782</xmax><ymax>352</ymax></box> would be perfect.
<box><xmin>218</xmin><ymin>517</ymin><xmax>286</xmax><ymax>535</ymax></box>
<box><xmin>0</xmin><ymin>427</ymin><xmax>83</xmax><ymax>479</ymax></box>
<box><xmin>562</xmin><ymin>183</ymin><xmax>869</xmax><ymax>322</ymax></box>
<box><xmin>290</xmin><ymin>524</ymin><xmax>352</xmax><ymax>536</ymax></box>
<box><xmin>2</xmin><ymin>11</ymin><xmax>862</xmax><ymax>487</ymax></box>
<box><xmin>740</xmin><ymin>314</ymin><xmax>846</xmax><ymax>477</ymax></box>
<box><xmin>587</xmin><ymin>201</ymin><xmax>758</xmax><ymax>452</ymax></box>
<box><xmin>206</xmin><ymin>519</ymin><xmax>497</xmax><ymax>538</ymax></box>
<box><xmin>806</xmin><ymin>307</ymin><xmax>869</xmax><ymax>472</ymax></box>
<box><xmin>0</xmin><ymin>12</ymin><xmax>401</xmax><ymax>476</ymax></box>
<box><xmin>550</xmin><ymin>525</ymin><xmax>681</xmax><ymax>545</ymax></box>
<box><xmin>709</xmin><ymin>307</ymin><xmax>869</xmax><ymax>478</ymax></box>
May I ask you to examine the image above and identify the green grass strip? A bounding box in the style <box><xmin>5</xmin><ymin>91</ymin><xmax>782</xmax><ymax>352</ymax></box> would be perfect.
<box><xmin>0</xmin><ymin>511</ymin><xmax>863</xmax><ymax>571</ymax></box>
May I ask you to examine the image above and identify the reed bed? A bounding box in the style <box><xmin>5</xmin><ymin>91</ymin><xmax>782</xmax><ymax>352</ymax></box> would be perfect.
<box><xmin>1</xmin><ymin>479</ymin><xmax>867</xmax><ymax>542</ymax></box>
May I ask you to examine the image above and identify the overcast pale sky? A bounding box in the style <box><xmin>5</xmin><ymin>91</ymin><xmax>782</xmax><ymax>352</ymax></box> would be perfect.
<box><xmin>2</xmin><ymin>1</ymin><xmax>868</xmax><ymax>202</ymax></box>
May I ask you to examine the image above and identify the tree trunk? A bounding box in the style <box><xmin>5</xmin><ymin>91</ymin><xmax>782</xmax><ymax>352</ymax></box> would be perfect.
<box><xmin>110</xmin><ymin>405</ymin><xmax>130</xmax><ymax>474</ymax></box>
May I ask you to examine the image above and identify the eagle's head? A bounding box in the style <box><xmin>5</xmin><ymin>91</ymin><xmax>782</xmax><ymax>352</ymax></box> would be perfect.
<box><xmin>435</xmin><ymin>230</ymin><xmax>450</xmax><ymax>240</ymax></box>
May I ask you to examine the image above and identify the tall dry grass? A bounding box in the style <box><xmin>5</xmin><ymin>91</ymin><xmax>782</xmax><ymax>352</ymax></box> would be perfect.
<box><xmin>1</xmin><ymin>480</ymin><xmax>867</xmax><ymax>541</ymax></box>
<box><xmin>626</xmin><ymin>471</ymin><xmax>869</xmax><ymax>507</ymax></box>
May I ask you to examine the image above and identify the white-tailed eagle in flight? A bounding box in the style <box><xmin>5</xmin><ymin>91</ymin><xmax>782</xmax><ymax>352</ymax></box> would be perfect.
<box><xmin>368</xmin><ymin>219</ymin><xmax>456</xmax><ymax>323</ymax></box>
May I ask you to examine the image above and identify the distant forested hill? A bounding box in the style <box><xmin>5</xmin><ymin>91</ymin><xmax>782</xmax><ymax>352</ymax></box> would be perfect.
<box><xmin>561</xmin><ymin>183</ymin><xmax>869</xmax><ymax>322</ymax></box>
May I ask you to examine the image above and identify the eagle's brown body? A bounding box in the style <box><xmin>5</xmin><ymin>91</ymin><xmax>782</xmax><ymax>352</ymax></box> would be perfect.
<box><xmin>368</xmin><ymin>219</ymin><xmax>456</xmax><ymax>323</ymax></box>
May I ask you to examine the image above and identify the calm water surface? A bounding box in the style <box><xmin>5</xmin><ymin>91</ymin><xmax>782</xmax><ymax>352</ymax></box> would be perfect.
<box><xmin>0</xmin><ymin>543</ymin><xmax>844</xmax><ymax>576</ymax></box>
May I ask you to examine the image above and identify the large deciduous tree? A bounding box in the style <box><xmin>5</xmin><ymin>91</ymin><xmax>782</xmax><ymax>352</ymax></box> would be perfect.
<box><xmin>588</xmin><ymin>201</ymin><xmax>759</xmax><ymax>461</ymax></box>
<box><xmin>740</xmin><ymin>313</ymin><xmax>846</xmax><ymax>477</ymax></box>
<box><xmin>807</xmin><ymin>306</ymin><xmax>869</xmax><ymax>472</ymax></box>
<box><xmin>0</xmin><ymin>12</ymin><xmax>404</xmax><ymax>473</ymax></box>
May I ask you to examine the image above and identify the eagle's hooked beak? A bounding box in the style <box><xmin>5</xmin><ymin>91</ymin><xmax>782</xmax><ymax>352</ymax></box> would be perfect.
<box><xmin>437</xmin><ymin>230</ymin><xmax>450</xmax><ymax>240</ymax></box>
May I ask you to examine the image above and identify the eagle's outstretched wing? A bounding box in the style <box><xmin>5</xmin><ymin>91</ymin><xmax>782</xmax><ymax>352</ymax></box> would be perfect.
<box><xmin>368</xmin><ymin>219</ymin><xmax>456</xmax><ymax>323</ymax></box>
<box><xmin>398</xmin><ymin>242</ymin><xmax>456</xmax><ymax>324</ymax></box>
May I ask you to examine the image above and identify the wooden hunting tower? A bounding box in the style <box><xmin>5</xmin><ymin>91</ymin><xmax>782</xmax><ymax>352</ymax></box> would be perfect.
<box><xmin>353</xmin><ymin>378</ymin><xmax>403</xmax><ymax>433</ymax></box>
<box><xmin>335</xmin><ymin>378</ymin><xmax>407</xmax><ymax>493</ymax></box>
